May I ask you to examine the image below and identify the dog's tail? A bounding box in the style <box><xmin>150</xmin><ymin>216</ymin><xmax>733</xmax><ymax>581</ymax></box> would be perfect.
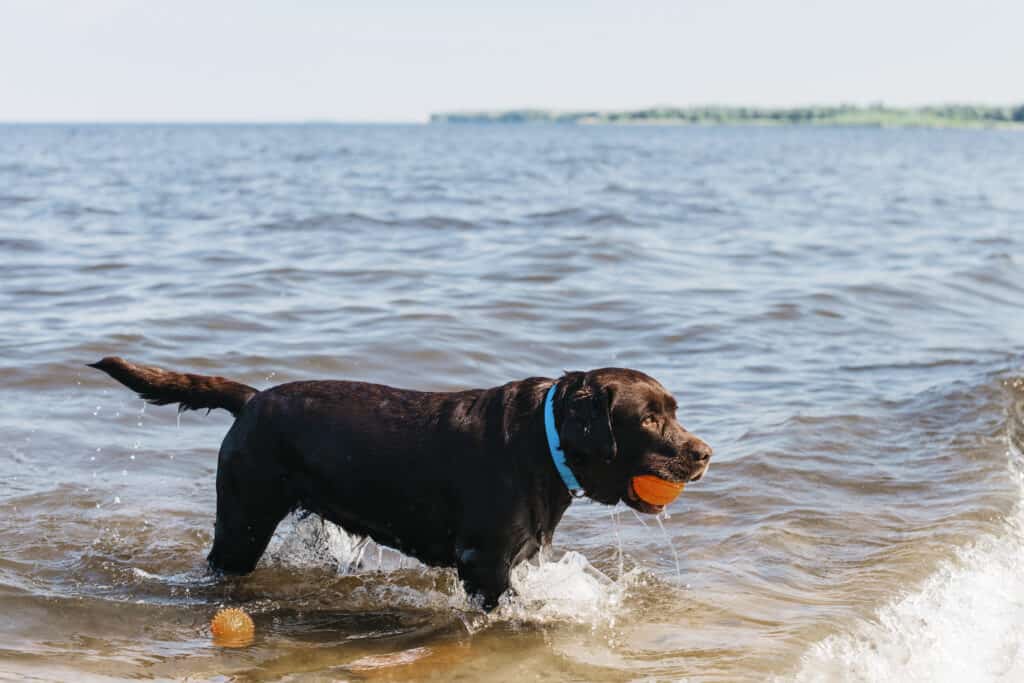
<box><xmin>88</xmin><ymin>356</ymin><xmax>258</xmax><ymax>417</ymax></box>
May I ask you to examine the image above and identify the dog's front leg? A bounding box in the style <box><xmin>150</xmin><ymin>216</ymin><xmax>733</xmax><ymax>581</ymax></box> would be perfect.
<box><xmin>455</xmin><ymin>544</ymin><xmax>511</xmax><ymax>612</ymax></box>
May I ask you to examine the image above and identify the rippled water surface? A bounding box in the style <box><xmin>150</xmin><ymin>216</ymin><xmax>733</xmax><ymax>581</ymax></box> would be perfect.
<box><xmin>1</xmin><ymin>124</ymin><xmax>1023</xmax><ymax>682</ymax></box>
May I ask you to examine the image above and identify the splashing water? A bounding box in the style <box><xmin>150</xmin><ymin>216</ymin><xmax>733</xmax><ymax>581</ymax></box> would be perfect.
<box><xmin>655</xmin><ymin>513</ymin><xmax>683</xmax><ymax>580</ymax></box>
<box><xmin>498</xmin><ymin>550</ymin><xmax>631</xmax><ymax>627</ymax></box>
<box><xmin>611</xmin><ymin>508</ymin><xmax>625</xmax><ymax>580</ymax></box>
<box><xmin>267</xmin><ymin>513</ymin><xmax>418</xmax><ymax>574</ymax></box>
<box><xmin>628</xmin><ymin>508</ymin><xmax>650</xmax><ymax>528</ymax></box>
<box><xmin>787</xmin><ymin>458</ymin><xmax>1024</xmax><ymax>683</ymax></box>
<box><xmin>261</xmin><ymin>512</ymin><xmax>637</xmax><ymax>628</ymax></box>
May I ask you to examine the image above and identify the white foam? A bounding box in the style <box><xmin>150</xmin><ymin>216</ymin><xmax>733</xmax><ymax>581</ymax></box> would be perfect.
<box><xmin>496</xmin><ymin>549</ymin><xmax>634</xmax><ymax>627</ymax></box>
<box><xmin>265</xmin><ymin>513</ymin><xmax>426</xmax><ymax>573</ymax></box>
<box><xmin>264</xmin><ymin>512</ymin><xmax>634</xmax><ymax>627</ymax></box>
<box><xmin>789</xmin><ymin>462</ymin><xmax>1024</xmax><ymax>683</ymax></box>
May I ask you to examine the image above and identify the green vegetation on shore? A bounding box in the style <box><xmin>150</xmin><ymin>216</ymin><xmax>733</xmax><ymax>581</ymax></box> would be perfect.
<box><xmin>430</xmin><ymin>104</ymin><xmax>1024</xmax><ymax>128</ymax></box>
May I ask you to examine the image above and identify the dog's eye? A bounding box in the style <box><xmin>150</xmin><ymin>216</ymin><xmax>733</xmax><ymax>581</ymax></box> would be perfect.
<box><xmin>641</xmin><ymin>414</ymin><xmax>658</xmax><ymax>427</ymax></box>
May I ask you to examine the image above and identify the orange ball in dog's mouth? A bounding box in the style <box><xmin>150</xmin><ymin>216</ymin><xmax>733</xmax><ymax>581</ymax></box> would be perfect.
<box><xmin>211</xmin><ymin>608</ymin><xmax>255</xmax><ymax>647</ymax></box>
<box><xmin>631</xmin><ymin>475</ymin><xmax>685</xmax><ymax>507</ymax></box>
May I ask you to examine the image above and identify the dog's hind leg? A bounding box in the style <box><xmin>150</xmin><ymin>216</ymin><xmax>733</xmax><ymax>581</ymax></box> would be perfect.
<box><xmin>206</xmin><ymin>438</ymin><xmax>294</xmax><ymax>575</ymax></box>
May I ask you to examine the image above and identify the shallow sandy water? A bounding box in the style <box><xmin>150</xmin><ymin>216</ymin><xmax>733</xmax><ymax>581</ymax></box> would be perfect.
<box><xmin>1</xmin><ymin>123</ymin><xmax>1022</xmax><ymax>681</ymax></box>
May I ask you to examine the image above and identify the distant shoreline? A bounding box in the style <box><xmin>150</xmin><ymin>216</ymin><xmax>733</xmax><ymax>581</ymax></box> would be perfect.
<box><xmin>430</xmin><ymin>105</ymin><xmax>1024</xmax><ymax>129</ymax></box>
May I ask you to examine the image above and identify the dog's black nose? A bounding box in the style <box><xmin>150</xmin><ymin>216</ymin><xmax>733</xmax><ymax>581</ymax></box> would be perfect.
<box><xmin>690</xmin><ymin>440</ymin><xmax>712</xmax><ymax>462</ymax></box>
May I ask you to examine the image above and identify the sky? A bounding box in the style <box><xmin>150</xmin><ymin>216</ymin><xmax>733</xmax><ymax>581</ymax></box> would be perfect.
<box><xmin>1</xmin><ymin>0</ymin><xmax>1021</xmax><ymax>123</ymax></box>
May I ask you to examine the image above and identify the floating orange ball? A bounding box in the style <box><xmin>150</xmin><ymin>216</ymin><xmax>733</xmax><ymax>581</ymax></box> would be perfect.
<box><xmin>210</xmin><ymin>607</ymin><xmax>255</xmax><ymax>647</ymax></box>
<box><xmin>631</xmin><ymin>475</ymin><xmax>685</xmax><ymax>507</ymax></box>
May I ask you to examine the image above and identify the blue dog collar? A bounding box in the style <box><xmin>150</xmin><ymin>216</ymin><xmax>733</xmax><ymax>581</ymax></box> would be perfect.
<box><xmin>545</xmin><ymin>383</ymin><xmax>584</xmax><ymax>496</ymax></box>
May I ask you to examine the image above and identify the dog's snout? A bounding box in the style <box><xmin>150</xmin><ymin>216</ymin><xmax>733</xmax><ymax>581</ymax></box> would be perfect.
<box><xmin>685</xmin><ymin>438</ymin><xmax>712</xmax><ymax>483</ymax></box>
<box><xmin>690</xmin><ymin>439</ymin><xmax>712</xmax><ymax>462</ymax></box>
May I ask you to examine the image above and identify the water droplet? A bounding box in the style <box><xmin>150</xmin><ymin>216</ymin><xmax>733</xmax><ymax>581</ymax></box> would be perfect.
<box><xmin>610</xmin><ymin>508</ymin><xmax>624</xmax><ymax>580</ymax></box>
<box><xmin>629</xmin><ymin>508</ymin><xmax>649</xmax><ymax>528</ymax></box>
<box><xmin>655</xmin><ymin>514</ymin><xmax>682</xmax><ymax>580</ymax></box>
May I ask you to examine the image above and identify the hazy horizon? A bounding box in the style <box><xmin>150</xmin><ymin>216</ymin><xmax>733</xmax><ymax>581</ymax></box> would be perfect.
<box><xmin>4</xmin><ymin>100</ymin><xmax>1023</xmax><ymax>126</ymax></box>
<box><xmin>3</xmin><ymin>0</ymin><xmax>1022</xmax><ymax>123</ymax></box>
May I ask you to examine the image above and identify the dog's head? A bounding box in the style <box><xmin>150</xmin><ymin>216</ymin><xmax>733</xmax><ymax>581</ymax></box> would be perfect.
<box><xmin>557</xmin><ymin>368</ymin><xmax>712</xmax><ymax>513</ymax></box>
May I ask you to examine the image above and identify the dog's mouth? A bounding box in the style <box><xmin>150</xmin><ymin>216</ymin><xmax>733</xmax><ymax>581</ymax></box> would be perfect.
<box><xmin>624</xmin><ymin>464</ymin><xmax>708</xmax><ymax>514</ymax></box>
<box><xmin>624</xmin><ymin>475</ymin><xmax>683</xmax><ymax>514</ymax></box>
<box><xmin>687</xmin><ymin>462</ymin><xmax>709</xmax><ymax>483</ymax></box>
<box><xmin>624</xmin><ymin>482</ymin><xmax>667</xmax><ymax>514</ymax></box>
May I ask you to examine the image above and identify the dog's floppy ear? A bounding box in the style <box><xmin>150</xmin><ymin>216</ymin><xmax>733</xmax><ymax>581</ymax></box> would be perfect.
<box><xmin>560</xmin><ymin>376</ymin><xmax>617</xmax><ymax>463</ymax></box>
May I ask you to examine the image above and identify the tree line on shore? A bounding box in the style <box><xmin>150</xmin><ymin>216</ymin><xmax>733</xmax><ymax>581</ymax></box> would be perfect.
<box><xmin>430</xmin><ymin>104</ymin><xmax>1024</xmax><ymax>127</ymax></box>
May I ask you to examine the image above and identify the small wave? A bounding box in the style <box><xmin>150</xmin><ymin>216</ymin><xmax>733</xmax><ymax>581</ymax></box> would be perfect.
<box><xmin>0</xmin><ymin>237</ymin><xmax>44</xmax><ymax>252</ymax></box>
<box><xmin>523</xmin><ymin>207</ymin><xmax>639</xmax><ymax>227</ymax></box>
<box><xmin>787</xmin><ymin>460</ymin><xmax>1024</xmax><ymax>683</ymax></box>
<box><xmin>288</xmin><ymin>147</ymin><xmax>351</xmax><ymax>162</ymax></box>
<box><xmin>130</xmin><ymin>566</ymin><xmax>219</xmax><ymax>588</ymax></box>
<box><xmin>0</xmin><ymin>193</ymin><xmax>35</xmax><ymax>206</ymax></box>
<box><xmin>254</xmin><ymin>212</ymin><xmax>481</xmax><ymax>232</ymax></box>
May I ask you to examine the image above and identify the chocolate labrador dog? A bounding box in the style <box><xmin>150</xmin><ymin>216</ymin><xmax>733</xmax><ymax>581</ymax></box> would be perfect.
<box><xmin>89</xmin><ymin>357</ymin><xmax>711</xmax><ymax>609</ymax></box>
